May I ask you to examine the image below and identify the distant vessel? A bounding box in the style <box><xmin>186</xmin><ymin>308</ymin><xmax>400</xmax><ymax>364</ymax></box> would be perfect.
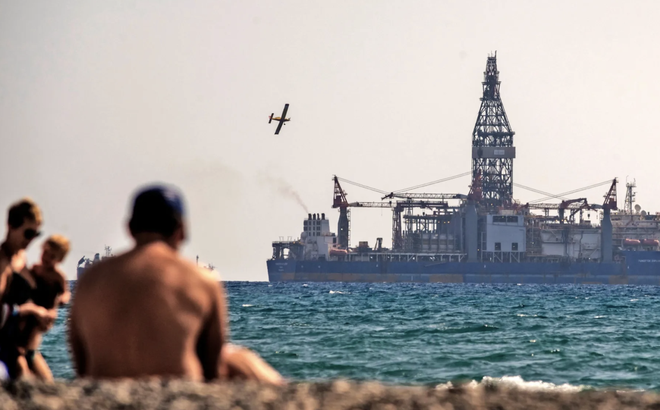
<box><xmin>76</xmin><ymin>248</ymin><xmax>216</xmax><ymax>280</ymax></box>
<box><xmin>267</xmin><ymin>54</ymin><xmax>660</xmax><ymax>285</ymax></box>
<box><xmin>76</xmin><ymin>246</ymin><xmax>113</xmax><ymax>280</ymax></box>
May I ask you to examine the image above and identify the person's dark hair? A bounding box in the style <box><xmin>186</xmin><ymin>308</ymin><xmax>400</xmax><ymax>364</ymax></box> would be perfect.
<box><xmin>7</xmin><ymin>198</ymin><xmax>42</xmax><ymax>228</ymax></box>
<box><xmin>128</xmin><ymin>185</ymin><xmax>185</xmax><ymax>237</ymax></box>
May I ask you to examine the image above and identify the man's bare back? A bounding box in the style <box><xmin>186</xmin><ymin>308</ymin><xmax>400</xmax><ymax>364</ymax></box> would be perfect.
<box><xmin>69</xmin><ymin>184</ymin><xmax>283</xmax><ymax>385</ymax></box>
<box><xmin>70</xmin><ymin>241</ymin><xmax>226</xmax><ymax>381</ymax></box>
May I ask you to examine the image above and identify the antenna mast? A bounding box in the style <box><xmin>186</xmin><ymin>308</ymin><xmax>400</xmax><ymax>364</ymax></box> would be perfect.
<box><xmin>624</xmin><ymin>180</ymin><xmax>636</xmax><ymax>214</ymax></box>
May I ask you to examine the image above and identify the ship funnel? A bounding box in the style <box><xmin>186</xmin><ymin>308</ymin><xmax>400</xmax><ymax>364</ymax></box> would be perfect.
<box><xmin>321</xmin><ymin>213</ymin><xmax>325</xmax><ymax>220</ymax></box>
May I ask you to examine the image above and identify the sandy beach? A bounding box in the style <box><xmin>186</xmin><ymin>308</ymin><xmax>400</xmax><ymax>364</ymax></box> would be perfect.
<box><xmin>0</xmin><ymin>379</ymin><xmax>658</xmax><ymax>410</ymax></box>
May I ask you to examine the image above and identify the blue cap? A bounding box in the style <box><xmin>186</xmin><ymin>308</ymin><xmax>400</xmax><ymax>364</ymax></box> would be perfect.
<box><xmin>129</xmin><ymin>184</ymin><xmax>185</xmax><ymax>236</ymax></box>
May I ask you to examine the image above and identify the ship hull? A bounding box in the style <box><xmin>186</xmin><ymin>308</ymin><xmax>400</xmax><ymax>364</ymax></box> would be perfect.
<box><xmin>267</xmin><ymin>251</ymin><xmax>660</xmax><ymax>285</ymax></box>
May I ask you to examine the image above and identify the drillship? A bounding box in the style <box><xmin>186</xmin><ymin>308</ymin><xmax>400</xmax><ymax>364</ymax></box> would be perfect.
<box><xmin>267</xmin><ymin>53</ymin><xmax>660</xmax><ymax>285</ymax></box>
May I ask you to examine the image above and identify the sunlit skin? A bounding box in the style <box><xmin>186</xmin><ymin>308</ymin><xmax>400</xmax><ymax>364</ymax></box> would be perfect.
<box><xmin>70</xmin><ymin>225</ymin><xmax>228</xmax><ymax>381</ymax></box>
<box><xmin>12</xmin><ymin>241</ymin><xmax>71</xmax><ymax>381</ymax></box>
<box><xmin>70</xmin><ymin>214</ymin><xmax>284</xmax><ymax>384</ymax></box>
<box><xmin>0</xmin><ymin>213</ymin><xmax>63</xmax><ymax>382</ymax></box>
<box><xmin>33</xmin><ymin>243</ymin><xmax>70</xmax><ymax>305</ymax></box>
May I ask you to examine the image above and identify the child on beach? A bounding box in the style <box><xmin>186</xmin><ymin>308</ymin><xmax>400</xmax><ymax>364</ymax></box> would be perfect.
<box><xmin>12</xmin><ymin>235</ymin><xmax>70</xmax><ymax>380</ymax></box>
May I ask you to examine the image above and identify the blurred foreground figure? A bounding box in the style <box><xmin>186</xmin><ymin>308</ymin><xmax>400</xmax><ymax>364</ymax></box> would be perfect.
<box><xmin>0</xmin><ymin>199</ymin><xmax>56</xmax><ymax>380</ymax></box>
<box><xmin>70</xmin><ymin>184</ymin><xmax>284</xmax><ymax>384</ymax></box>
<box><xmin>18</xmin><ymin>235</ymin><xmax>71</xmax><ymax>381</ymax></box>
<box><xmin>69</xmin><ymin>185</ymin><xmax>225</xmax><ymax>380</ymax></box>
<box><xmin>220</xmin><ymin>343</ymin><xmax>285</xmax><ymax>384</ymax></box>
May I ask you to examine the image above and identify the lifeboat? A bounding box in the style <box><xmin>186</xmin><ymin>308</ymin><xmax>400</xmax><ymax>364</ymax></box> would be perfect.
<box><xmin>329</xmin><ymin>248</ymin><xmax>348</xmax><ymax>257</ymax></box>
<box><xmin>642</xmin><ymin>239</ymin><xmax>660</xmax><ymax>247</ymax></box>
<box><xmin>623</xmin><ymin>239</ymin><xmax>641</xmax><ymax>246</ymax></box>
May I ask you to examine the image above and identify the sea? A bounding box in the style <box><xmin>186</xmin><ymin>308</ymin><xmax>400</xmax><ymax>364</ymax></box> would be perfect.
<box><xmin>43</xmin><ymin>281</ymin><xmax>660</xmax><ymax>391</ymax></box>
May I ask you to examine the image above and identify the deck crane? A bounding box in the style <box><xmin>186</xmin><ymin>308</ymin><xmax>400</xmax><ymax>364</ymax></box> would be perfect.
<box><xmin>348</xmin><ymin>200</ymin><xmax>453</xmax><ymax>251</ymax></box>
<box><xmin>347</xmin><ymin>201</ymin><xmax>401</xmax><ymax>249</ymax></box>
<box><xmin>332</xmin><ymin>176</ymin><xmax>392</xmax><ymax>249</ymax></box>
<box><xmin>602</xmin><ymin>178</ymin><xmax>618</xmax><ymax>211</ymax></box>
<box><xmin>600</xmin><ymin>178</ymin><xmax>618</xmax><ymax>263</ymax></box>
<box><xmin>381</xmin><ymin>192</ymin><xmax>467</xmax><ymax>201</ymax></box>
<box><xmin>332</xmin><ymin>176</ymin><xmax>350</xmax><ymax>249</ymax></box>
<box><xmin>524</xmin><ymin>198</ymin><xmax>591</xmax><ymax>223</ymax></box>
<box><xmin>333</xmin><ymin>175</ymin><xmax>466</xmax><ymax>251</ymax></box>
<box><xmin>559</xmin><ymin>198</ymin><xmax>591</xmax><ymax>223</ymax></box>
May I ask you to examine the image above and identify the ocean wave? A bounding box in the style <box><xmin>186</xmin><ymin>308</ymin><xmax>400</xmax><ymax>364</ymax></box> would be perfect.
<box><xmin>329</xmin><ymin>290</ymin><xmax>348</xmax><ymax>294</ymax></box>
<box><xmin>436</xmin><ymin>375</ymin><xmax>587</xmax><ymax>392</ymax></box>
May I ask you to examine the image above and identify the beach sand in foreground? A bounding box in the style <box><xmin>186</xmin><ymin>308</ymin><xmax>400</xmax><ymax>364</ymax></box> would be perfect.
<box><xmin>0</xmin><ymin>379</ymin><xmax>658</xmax><ymax>409</ymax></box>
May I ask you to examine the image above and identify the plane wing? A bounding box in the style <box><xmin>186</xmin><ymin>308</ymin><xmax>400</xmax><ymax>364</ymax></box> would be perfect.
<box><xmin>275</xmin><ymin>120</ymin><xmax>284</xmax><ymax>135</ymax></box>
<box><xmin>274</xmin><ymin>103</ymin><xmax>289</xmax><ymax>134</ymax></box>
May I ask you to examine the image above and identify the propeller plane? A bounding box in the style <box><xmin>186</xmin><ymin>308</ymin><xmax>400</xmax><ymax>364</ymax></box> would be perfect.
<box><xmin>269</xmin><ymin>103</ymin><xmax>290</xmax><ymax>135</ymax></box>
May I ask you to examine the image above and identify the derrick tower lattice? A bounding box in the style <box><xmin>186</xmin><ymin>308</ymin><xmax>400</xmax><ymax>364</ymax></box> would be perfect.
<box><xmin>471</xmin><ymin>53</ymin><xmax>516</xmax><ymax>207</ymax></box>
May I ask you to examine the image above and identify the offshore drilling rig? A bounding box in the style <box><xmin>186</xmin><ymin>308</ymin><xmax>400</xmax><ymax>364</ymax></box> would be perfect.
<box><xmin>325</xmin><ymin>52</ymin><xmax>626</xmax><ymax>264</ymax></box>
<box><xmin>269</xmin><ymin>53</ymin><xmax>660</xmax><ymax>284</ymax></box>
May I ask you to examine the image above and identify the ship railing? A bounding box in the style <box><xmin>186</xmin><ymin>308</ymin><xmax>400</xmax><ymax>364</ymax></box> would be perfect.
<box><xmin>480</xmin><ymin>251</ymin><xmax>522</xmax><ymax>263</ymax></box>
<box><xmin>345</xmin><ymin>252</ymin><xmax>466</xmax><ymax>263</ymax></box>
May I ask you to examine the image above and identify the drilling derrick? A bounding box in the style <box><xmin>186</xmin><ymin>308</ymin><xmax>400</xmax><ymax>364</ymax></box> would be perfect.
<box><xmin>471</xmin><ymin>53</ymin><xmax>516</xmax><ymax>208</ymax></box>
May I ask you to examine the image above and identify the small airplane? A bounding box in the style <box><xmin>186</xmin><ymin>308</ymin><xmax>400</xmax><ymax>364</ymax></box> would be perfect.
<box><xmin>269</xmin><ymin>103</ymin><xmax>290</xmax><ymax>135</ymax></box>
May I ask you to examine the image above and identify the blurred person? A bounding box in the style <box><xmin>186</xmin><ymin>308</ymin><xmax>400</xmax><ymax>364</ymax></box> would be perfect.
<box><xmin>69</xmin><ymin>185</ymin><xmax>226</xmax><ymax>380</ymax></box>
<box><xmin>14</xmin><ymin>235</ymin><xmax>71</xmax><ymax>381</ymax></box>
<box><xmin>0</xmin><ymin>199</ymin><xmax>57</xmax><ymax>379</ymax></box>
<box><xmin>69</xmin><ymin>184</ymin><xmax>284</xmax><ymax>384</ymax></box>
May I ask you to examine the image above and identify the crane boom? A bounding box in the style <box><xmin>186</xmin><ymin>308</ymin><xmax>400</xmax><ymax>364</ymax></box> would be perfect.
<box><xmin>603</xmin><ymin>178</ymin><xmax>618</xmax><ymax>210</ymax></box>
<box><xmin>332</xmin><ymin>176</ymin><xmax>349</xmax><ymax>208</ymax></box>
<box><xmin>525</xmin><ymin>198</ymin><xmax>590</xmax><ymax>210</ymax></box>
<box><xmin>381</xmin><ymin>192</ymin><xmax>467</xmax><ymax>200</ymax></box>
<box><xmin>348</xmin><ymin>200</ymin><xmax>450</xmax><ymax>209</ymax></box>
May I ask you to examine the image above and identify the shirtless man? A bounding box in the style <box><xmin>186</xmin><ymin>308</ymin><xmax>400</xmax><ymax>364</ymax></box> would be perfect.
<box><xmin>0</xmin><ymin>199</ymin><xmax>57</xmax><ymax>379</ymax></box>
<box><xmin>69</xmin><ymin>185</ymin><xmax>226</xmax><ymax>380</ymax></box>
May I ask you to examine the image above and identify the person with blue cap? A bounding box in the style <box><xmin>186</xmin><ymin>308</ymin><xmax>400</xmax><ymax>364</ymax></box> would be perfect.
<box><xmin>69</xmin><ymin>184</ymin><xmax>226</xmax><ymax>381</ymax></box>
<box><xmin>69</xmin><ymin>184</ymin><xmax>284</xmax><ymax>384</ymax></box>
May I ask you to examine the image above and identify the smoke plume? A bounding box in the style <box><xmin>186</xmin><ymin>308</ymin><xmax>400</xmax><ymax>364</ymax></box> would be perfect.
<box><xmin>258</xmin><ymin>172</ymin><xmax>309</xmax><ymax>213</ymax></box>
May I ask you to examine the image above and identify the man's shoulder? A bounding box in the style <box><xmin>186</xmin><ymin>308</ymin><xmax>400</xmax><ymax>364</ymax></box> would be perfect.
<box><xmin>172</xmin><ymin>257</ymin><xmax>217</xmax><ymax>285</ymax></box>
<box><xmin>194</xmin><ymin>265</ymin><xmax>219</xmax><ymax>283</ymax></box>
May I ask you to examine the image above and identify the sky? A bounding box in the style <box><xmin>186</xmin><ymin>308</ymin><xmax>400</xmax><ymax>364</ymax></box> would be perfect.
<box><xmin>2</xmin><ymin>1</ymin><xmax>660</xmax><ymax>281</ymax></box>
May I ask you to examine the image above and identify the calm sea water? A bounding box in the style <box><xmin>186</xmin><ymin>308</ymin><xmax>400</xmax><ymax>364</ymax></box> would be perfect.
<box><xmin>44</xmin><ymin>282</ymin><xmax>660</xmax><ymax>391</ymax></box>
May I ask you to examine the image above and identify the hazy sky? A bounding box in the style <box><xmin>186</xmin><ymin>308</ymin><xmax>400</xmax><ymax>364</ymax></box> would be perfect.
<box><xmin>2</xmin><ymin>1</ymin><xmax>659</xmax><ymax>281</ymax></box>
